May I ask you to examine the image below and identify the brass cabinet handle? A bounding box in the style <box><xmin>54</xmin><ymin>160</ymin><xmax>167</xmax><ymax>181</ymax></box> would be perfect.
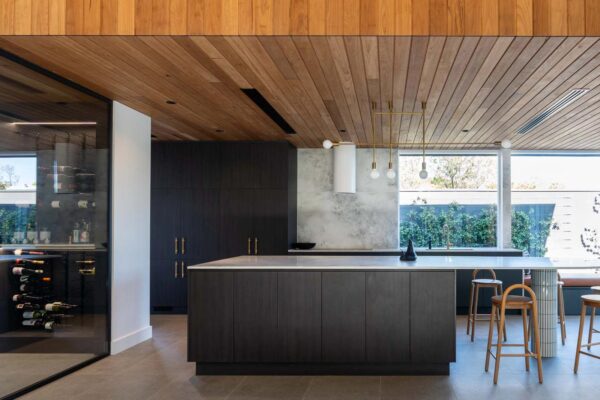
<box><xmin>175</xmin><ymin>237</ymin><xmax>179</xmax><ymax>255</ymax></box>
<box><xmin>174</xmin><ymin>261</ymin><xmax>178</xmax><ymax>278</ymax></box>
<box><xmin>182</xmin><ymin>237</ymin><xmax>186</xmax><ymax>255</ymax></box>
<box><xmin>181</xmin><ymin>261</ymin><xmax>185</xmax><ymax>278</ymax></box>
<box><xmin>247</xmin><ymin>237</ymin><xmax>251</xmax><ymax>255</ymax></box>
<box><xmin>254</xmin><ymin>237</ymin><xmax>258</xmax><ymax>255</ymax></box>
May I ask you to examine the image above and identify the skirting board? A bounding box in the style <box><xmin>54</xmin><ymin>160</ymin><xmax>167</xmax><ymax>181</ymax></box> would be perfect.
<box><xmin>195</xmin><ymin>363</ymin><xmax>450</xmax><ymax>375</ymax></box>
<box><xmin>111</xmin><ymin>325</ymin><xmax>152</xmax><ymax>355</ymax></box>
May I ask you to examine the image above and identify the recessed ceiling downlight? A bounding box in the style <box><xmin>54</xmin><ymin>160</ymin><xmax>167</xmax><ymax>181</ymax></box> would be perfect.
<box><xmin>517</xmin><ymin>88</ymin><xmax>590</xmax><ymax>134</ymax></box>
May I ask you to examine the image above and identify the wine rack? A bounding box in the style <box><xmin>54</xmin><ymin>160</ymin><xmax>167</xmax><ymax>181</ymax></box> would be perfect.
<box><xmin>10</xmin><ymin>257</ymin><xmax>77</xmax><ymax>331</ymax></box>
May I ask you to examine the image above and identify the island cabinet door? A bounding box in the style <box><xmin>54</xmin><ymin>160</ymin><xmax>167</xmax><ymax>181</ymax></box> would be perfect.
<box><xmin>322</xmin><ymin>272</ymin><xmax>366</xmax><ymax>362</ymax></box>
<box><xmin>410</xmin><ymin>272</ymin><xmax>456</xmax><ymax>363</ymax></box>
<box><xmin>366</xmin><ymin>272</ymin><xmax>410</xmax><ymax>362</ymax></box>
<box><xmin>234</xmin><ymin>271</ymin><xmax>279</xmax><ymax>362</ymax></box>
<box><xmin>188</xmin><ymin>272</ymin><xmax>234</xmax><ymax>362</ymax></box>
<box><xmin>277</xmin><ymin>272</ymin><xmax>322</xmax><ymax>362</ymax></box>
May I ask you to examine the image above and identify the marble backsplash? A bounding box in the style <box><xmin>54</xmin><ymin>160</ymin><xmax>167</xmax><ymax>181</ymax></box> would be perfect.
<box><xmin>297</xmin><ymin>149</ymin><xmax>399</xmax><ymax>249</ymax></box>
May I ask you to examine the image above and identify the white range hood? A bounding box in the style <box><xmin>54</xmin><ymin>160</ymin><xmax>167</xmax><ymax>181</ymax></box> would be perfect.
<box><xmin>333</xmin><ymin>143</ymin><xmax>356</xmax><ymax>193</ymax></box>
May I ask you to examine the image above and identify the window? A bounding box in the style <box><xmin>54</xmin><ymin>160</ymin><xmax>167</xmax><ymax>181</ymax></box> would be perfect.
<box><xmin>399</xmin><ymin>154</ymin><xmax>498</xmax><ymax>248</ymax></box>
<box><xmin>0</xmin><ymin>156</ymin><xmax>37</xmax><ymax>244</ymax></box>
<box><xmin>511</xmin><ymin>154</ymin><xmax>600</xmax><ymax>258</ymax></box>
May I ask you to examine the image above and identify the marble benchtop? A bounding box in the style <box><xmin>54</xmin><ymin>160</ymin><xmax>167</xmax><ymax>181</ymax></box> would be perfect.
<box><xmin>189</xmin><ymin>255</ymin><xmax>600</xmax><ymax>271</ymax></box>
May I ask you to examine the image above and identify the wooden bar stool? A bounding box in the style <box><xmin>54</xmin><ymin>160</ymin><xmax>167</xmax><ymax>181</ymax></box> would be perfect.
<box><xmin>574</xmin><ymin>293</ymin><xmax>600</xmax><ymax>373</ymax></box>
<box><xmin>467</xmin><ymin>269</ymin><xmax>506</xmax><ymax>342</ymax></box>
<box><xmin>485</xmin><ymin>284</ymin><xmax>543</xmax><ymax>384</ymax></box>
<box><xmin>558</xmin><ymin>273</ymin><xmax>567</xmax><ymax>345</ymax></box>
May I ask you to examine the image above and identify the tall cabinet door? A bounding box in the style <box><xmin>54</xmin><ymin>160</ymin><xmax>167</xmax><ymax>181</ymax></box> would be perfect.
<box><xmin>234</xmin><ymin>271</ymin><xmax>278</xmax><ymax>362</ymax></box>
<box><xmin>180</xmin><ymin>189</ymin><xmax>220</xmax><ymax>262</ymax></box>
<box><xmin>322</xmin><ymin>272</ymin><xmax>366</xmax><ymax>362</ymax></box>
<box><xmin>151</xmin><ymin>189</ymin><xmax>181</xmax><ymax>260</ymax></box>
<box><xmin>219</xmin><ymin>189</ymin><xmax>254</xmax><ymax>258</ymax></box>
<box><xmin>151</xmin><ymin>143</ymin><xmax>182</xmax><ymax>189</ymax></box>
<box><xmin>252</xmin><ymin>190</ymin><xmax>289</xmax><ymax>255</ymax></box>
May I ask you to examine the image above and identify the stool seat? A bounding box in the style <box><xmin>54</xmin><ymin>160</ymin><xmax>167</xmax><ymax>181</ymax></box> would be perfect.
<box><xmin>558</xmin><ymin>281</ymin><xmax>564</xmax><ymax>286</ymax></box>
<box><xmin>491</xmin><ymin>295</ymin><xmax>533</xmax><ymax>305</ymax></box>
<box><xmin>581</xmin><ymin>294</ymin><xmax>600</xmax><ymax>304</ymax></box>
<box><xmin>473</xmin><ymin>278</ymin><xmax>503</xmax><ymax>285</ymax></box>
<box><xmin>591</xmin><ymin>286</ymin><xmax>600</xmax><ymax>292</ymax></box>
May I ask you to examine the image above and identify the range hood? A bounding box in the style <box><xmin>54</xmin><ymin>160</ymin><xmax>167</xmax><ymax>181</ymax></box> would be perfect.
<box><xmin>333</xmin><ymin>143</ymin><xmax>356</xmax><ymax>193</ymax></box>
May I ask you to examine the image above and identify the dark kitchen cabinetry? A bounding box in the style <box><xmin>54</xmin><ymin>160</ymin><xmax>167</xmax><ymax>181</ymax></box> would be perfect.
<box><xmin>190</xmin><ymin>270</ymin><xmax>456</xmax><ymax>374</ymax></box>
<box><xmin>151</xmin><ymin>141</ymin><xmax>296</xmax><ymax>313</ymax></box>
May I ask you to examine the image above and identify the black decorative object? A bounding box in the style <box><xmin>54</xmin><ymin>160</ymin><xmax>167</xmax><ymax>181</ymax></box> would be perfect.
<box><xmin>400</xmin><ymin>239</ymin><xmax>417</xmax><ymax>261</ymax></box>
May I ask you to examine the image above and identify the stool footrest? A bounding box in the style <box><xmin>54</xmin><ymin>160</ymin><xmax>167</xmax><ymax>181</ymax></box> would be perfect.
<box><xmin>578</xmin><ymin>351</ymin><xmax>600</xmax><ymax>360</ymax></box>
<box><xmin>579</xmin><ymin>341</ymin><xmax>600</xmax><ymax>348</ymax></box>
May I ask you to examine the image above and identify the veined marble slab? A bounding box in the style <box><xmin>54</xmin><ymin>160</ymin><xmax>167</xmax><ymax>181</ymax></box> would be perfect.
<box><xmin>297</xmin><ymin>149</ymin><xmax>399</xmax><ymax>249</ymax></box>
<box><xmin>189</xmin><ymin>255</ymin><xmax>600</xmax><ymax>271</ymax></box>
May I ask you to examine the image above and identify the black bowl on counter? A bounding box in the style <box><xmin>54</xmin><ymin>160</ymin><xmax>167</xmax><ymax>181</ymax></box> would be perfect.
<box><xmin>292</xmin><ymin>242</ymin><xmax>316</xmax><ymax>250</ymax></box>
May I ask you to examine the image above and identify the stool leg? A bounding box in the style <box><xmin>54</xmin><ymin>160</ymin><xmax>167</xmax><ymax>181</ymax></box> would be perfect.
<box><xmin>574</xmin><ymin>303</ymin><xmax>587</xmax><ymax>374</ymax></box>
<box><xmin>558</xmin><ymin>284</ymin><xmax>566</xmax><ymax>345</ymax></box>
<box><xmin>467</xmin><ymin>282</ymin><xmax>474</xmax><ymax>335</ymax></box>
<box><xmin>531</xmin><ymin>304</ymin><xmax>543</xmax><ymax>384</ymax></box>
<box><xmin>471</xmin><ymin>284</ymin><xmax>479</xmax><ymax>342</ymax></box>
<box><xmin>587</xmin><ymin>307</ymin><xmax>596</xmax><ymax>351</ymax></box>
<box><xmin>522</xmin><ymin>308</ymin><xmax>530</xmax><ymax>372</ymax></box>
<box><xmin>485</xmin><ymin>303</ymin><xmax>496</xmax><ymax>372</ymax></box>
<box><xmin>493</xmin><ymin>309</ymin><xmax>505</xmax><ymax>384</ymax></box>
<box><xmin>500</xmin><ymin>284</ymin><xmax>507</xmax><ymax>340</ymax></box>
<box><xmin>494</xmin><ymin>285</ymin><xmax>507</xmax><ymax>341</ymax></box>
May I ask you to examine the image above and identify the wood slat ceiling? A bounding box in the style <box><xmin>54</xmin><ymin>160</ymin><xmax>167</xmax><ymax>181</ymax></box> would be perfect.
<box><xmin>1</xmin><ymin>35</ymin><xmax>599</xmax><ymax>150</ymax></box>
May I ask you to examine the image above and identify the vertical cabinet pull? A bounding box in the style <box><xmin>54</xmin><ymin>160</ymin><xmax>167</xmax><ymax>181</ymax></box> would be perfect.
<box><xmin>247</xmin><ymin>237</ymin><xmax>251</xmax><ymax>255</ymax></box>
<box><xmin>254</xmin><ymin>237</ymin><xmax>258</xmax><ymax>255</ymax></box>
<box><xmin>174</xmin><ymin>261</ymin><xmax>178</xmax><ymax>278</ymax></box>
<box><xmin>181</xmin><ymin>261</ymin><xmax>185</xmax><ymax>278</ymax></box>
<box><xmin>182</xmin><ymin>237</ymin><xmax>186</xmax><ymax>255</ymax></box>
<box><xmin>174</xmin><ymin>237</ymin><xmax>179</xmax><ymax>255</ymax></box>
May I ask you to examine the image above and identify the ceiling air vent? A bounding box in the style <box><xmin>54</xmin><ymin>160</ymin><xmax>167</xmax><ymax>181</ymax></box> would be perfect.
<box><xmin>241</xmin><ymin>88</ymin><xmax>296</xmax><ymax>134</ymax></box>
<box><xmin>517</xmin><ymin>88</ymin><xmax>589</xmax><ymax>134</ymax></box>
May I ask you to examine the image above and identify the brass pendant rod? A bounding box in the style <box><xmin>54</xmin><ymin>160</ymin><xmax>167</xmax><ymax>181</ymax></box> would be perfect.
<box><xmin>388</xmin><ymin>101</ymin><xmax>393</xmax><ymax>167</ymax></box>
<box><xmin>371</xmin><ymin>101</ymin><xmax>377</xmax><ymax>169</ymax></box>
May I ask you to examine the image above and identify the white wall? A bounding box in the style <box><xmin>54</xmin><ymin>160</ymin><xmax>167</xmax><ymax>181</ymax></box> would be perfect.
<box><xmin>110</xmin><ymin>101</ymin><xmax>152</xmax><ymax>354</ymax></box>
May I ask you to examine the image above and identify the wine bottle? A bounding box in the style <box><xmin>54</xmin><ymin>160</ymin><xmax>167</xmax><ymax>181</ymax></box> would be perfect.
<box><xmin>12</xmin><ymin>267</ymin><xmax>44</xmax><ymax>276</ymax></box>
<box><xmin>16</xmin><ymin>302</ymin><xmax>42</xmax><ymax>311</ymax></box>
<box><xmin>19</xmin><ymin>275</ymin><xmax>51</xmax><ymax>283</ymax></box>
<box><xmin>44</xmin><ymin>302</ymin><xmax>77</xmax><ymax>312</ymax></box>
<box><xmin>13</xmin><ymin>249</ymin><xmax>45</xmax><ymax>256</ymax></box>
<box><xmin>15</xmin><ymin>259</ymin><xmax>45</xmax><ymax>265</ymax></box>
<box><xmin>19</xmin><ymin>283</ymin><xmax>51</xmax><ymax>293</ymax></box>
<box><xmin>23</xmin><ymin>310</ymin><xmax>47</xmax><ymax>319</ymax></box>
<box><xmin>13</xmin><ymin>293</ymin><xmax>45</xmax><ymax>302</ymax></box>
<box><xmin>22</xmin><ymin>319</ymin><xmax>54</xmax><ymax>330</ymax></box>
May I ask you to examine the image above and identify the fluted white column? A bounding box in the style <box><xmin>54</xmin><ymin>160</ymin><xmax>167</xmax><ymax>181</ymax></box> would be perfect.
<box><xmin>531</xmin><ymin>269</ymin><xmax>558</xmax><ymax>357</ymax></box>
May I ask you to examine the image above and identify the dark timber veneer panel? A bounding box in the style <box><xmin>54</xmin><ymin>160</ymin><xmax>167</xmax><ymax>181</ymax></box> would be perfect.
<box><xmin>234</xmin><ymin>271</ymin><xmax>278</xmax><ymax>362</ymax></box>
<box><xmin>366</xmin><ymin>272</ymin><xmax>410</xmax><ymax>362</ymax></box>
<box><xmin>278</xmin><ymin>272</ymin><xmax>322</xmax><ymax>362</ymax></box>
<box><xmin>187</xmin><ymin>271</ymin><xmax>233</xmax><ymax>362</ymax></box>
<box><xmin>410</xmin><ymin>271</ymin><xmax>456</xmax><ymax>363</ymax></box>
<box><xmin>322</xmin><ymin>272</ymin><xmax>366</xmax><ymax>362</ymax></box>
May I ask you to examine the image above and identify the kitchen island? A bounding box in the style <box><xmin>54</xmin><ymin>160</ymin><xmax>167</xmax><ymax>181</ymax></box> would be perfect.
<box><xmin>187</xmin><ymin>255</ymin><xmax>600</xmax><ymax>375</ymax></box>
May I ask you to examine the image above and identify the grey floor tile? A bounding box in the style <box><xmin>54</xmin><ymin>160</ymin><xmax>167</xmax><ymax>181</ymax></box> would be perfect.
<box><xmin>228</xmin><ymin>376</ymin><xmax>311</xmax><ymax>400</ymax></box>
<box><xmin>303</xmin><ymin>376</ymin><xmax>381</xmax><ymax>400</ymax></box>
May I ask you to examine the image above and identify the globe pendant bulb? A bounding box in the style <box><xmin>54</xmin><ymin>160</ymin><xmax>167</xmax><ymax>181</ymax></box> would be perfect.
<box><xmin>370</xmin><ymin>168</ymin><xmax>380</xmax><ymax>179</ymax></box>
<box><xmin>386</xmin><ymin>168</ymin><xmax>396</xmax><ymax>179</ymax></box>
<box><xmin>322</xmin><ymin>139</ymin><xmax>333</xmax><ymax>149</ymax></box>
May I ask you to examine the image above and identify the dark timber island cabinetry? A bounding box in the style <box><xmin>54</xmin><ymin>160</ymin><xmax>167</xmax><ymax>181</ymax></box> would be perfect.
<box><xmin>188</xmin><ymin>268</ymin><xmax>456</xmax><ymax>375</ymax></box>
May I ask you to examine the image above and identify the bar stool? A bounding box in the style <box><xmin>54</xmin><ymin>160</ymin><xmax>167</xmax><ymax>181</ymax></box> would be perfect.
<box><xmin>485</xmin><ymin>284</ymin><xmax>543</xmax><ymax>384</ymax></box>
<box><xmin>467</xmin><ymin>269</ymin><xmax>505</xmax><ymax>342</ymax></box>
<box><xmin>574</xmin><ymin>292</ymin><xmax>600</xmax><ymax>373</ymax></box>
<box><xmin>558</xmin><ymin>273</ymin><xmax>567</xmax><ymax>345</ymax></box>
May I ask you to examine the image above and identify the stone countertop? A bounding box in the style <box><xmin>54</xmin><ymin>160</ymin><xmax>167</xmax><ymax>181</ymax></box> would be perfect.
<box><xmin>189</xmin><ymin>255</ymin><xmax>600</xmax><ymax>271</ymax></box>
<box><xmin>288</xmin><ymin>247</ymin><xmax>523</xmax><ymax>255</ymax></box>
